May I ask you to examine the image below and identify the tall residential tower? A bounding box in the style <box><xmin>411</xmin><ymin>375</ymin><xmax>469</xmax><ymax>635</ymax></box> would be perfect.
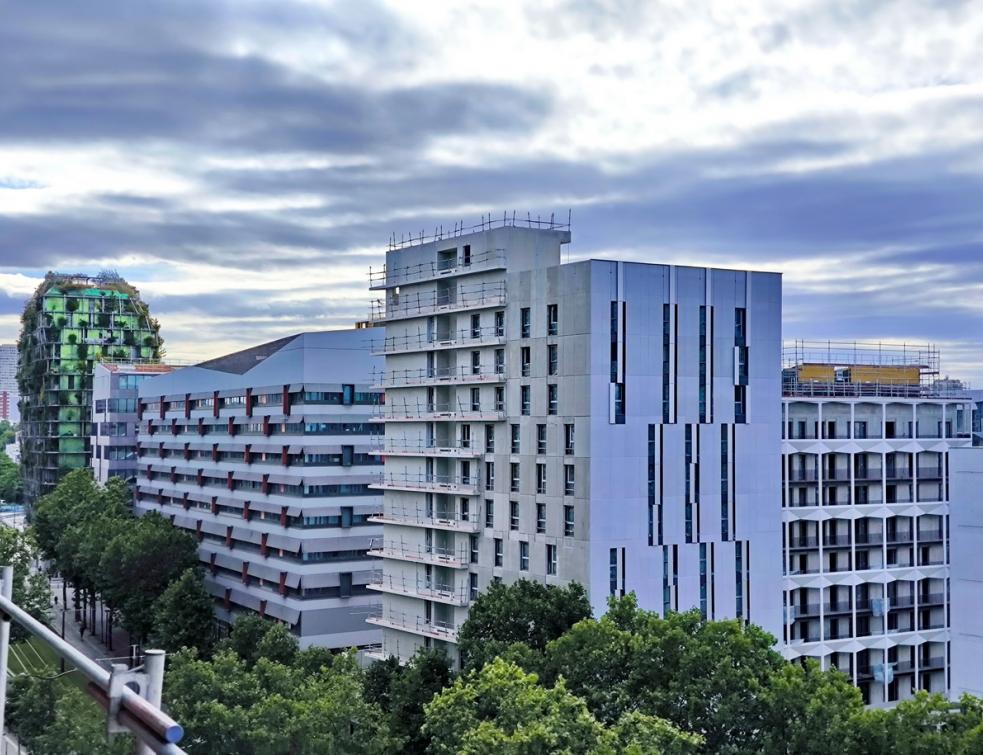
<box><xmin>781</xmin><ymin>342</ymin><xmax>972</xmax><ymax>704</ymax></box>
<box><xmin>18</xmin><ymin>272</ymin><xmax>162</xmax><ymax>503</ymax></box>
<box><xmin>367</xmin><ymin>220</ymin><xmax>783</xmax><ymax>664</ymax></box>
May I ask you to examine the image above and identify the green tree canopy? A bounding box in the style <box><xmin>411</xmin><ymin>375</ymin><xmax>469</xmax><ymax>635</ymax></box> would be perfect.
<box><xmin>423</xmin><ymin>657</ymin><xmax>700</xmax><ymax>755</ymax></box>
<box><xmin>457</xmin><ymin>578</ymin><xmax>592</xmax><ymax>670</ymax></box>
<box><xmin>149</xmin><ymin>567</ymin><xmax>216</xmax><ymax>656</ymax></box>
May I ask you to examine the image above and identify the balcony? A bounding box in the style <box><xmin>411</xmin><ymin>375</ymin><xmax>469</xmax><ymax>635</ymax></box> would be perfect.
<box><xmin>367</xmin><ymin>539</ymin><xmax>470</xmax><ymax>568</ymax></box>
<box><xmin>370</xmin><ymin>471</ymin><xmax>481</xmax><ymax>496</ymax></box>
<box><xmin>369</xmin><ymin>282</ymin><xmax>507</xmax><ymax>323</ymax></box>
<box><xmin>916</xmin><ymin>467</ymin><xmax>944</xmax><ymax>480</ymax></box>
<box><xmin>366</xmin><ymin>609</ymin><xmax>460</xmax><ymax>642</ymax></box>
<box><xmin>788</xmin><ymin>535</ymin><xmax>819</xmax><ymax>549</ymax></box>
<box><xmin>374</xmin><ymin>439</ymin><xmax>483</xmax><ymax>459</ymax></box>
<box><xmin>368</xmin><ymin>505</ymin><xmax>480</xmax><ymax>533</ymax></box>
<box><xmin>368</xmin><ymin>248</ymin><xmax>506</xmax><ymax>290</ymax></box>
<box><xmin>368</xmin><ymin>573</ymin><xmax>470</xmax><ymax>606</ymax></box>
<box><xmin>375</xmin><ymin>365</ymin><xmax>505</xmax><ymax>389</ymax></box>
<box><xmin>371</xmin><ymin>326</ymin><xmax>506</xmax><ymax>356</ymax></box>
<box><xmin>375</xmin><ymin>402</ymin><xmax>505</xmax><ymax>423</ymax></box>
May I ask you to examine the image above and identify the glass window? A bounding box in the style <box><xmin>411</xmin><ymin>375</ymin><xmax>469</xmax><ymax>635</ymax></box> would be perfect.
<box><xmin>547</xmin><ymin>384</ymin><xmax>558</xmax><ymax>415</ymax></box>
<box><xmin>510</xmin><ymin>500</ymin><xmax>519</xmax><ymax>530</ymax></box>
<box><xmin>520</xmin><ymin>385</ymin><xmax>531</xmax><ymax>415</ymax></box>
<box><xmin>564</xmin><ymin>424</ymin><xmax>575</xmax><ymax>455</ymax></box>
<box><xmin>485</xmin><ymin>424</ymin><xmax>495</xmax><ymax>452</ymax></box>
<box><xmin>495</xmin><ymin>348</ymin><xmax>505</xmax><ymax>374</ymax></box>
<box><xmin>494</xmin><ymin>311</ymin><xmax>505</xmax><ymax>337</ymax></box>
<box><xmin>520</xmin><ymin>307</ymin><xmax>531</xmax><ymax>338</ymax></box>
<box><xmin>546</xmin><ymin>544</ymin><xmax>557</xmax><ymax>575</ymax></box>
<box><xmin>470</xmin><ymin>387</ymin><xmax>480</xmax><ymax>412</ymax></box>
<box><xmin>547</xmin><ymin>304</ymin><xmax>558</xmax><ymax>336</ymax></box>
<box><xmin>469</xmin><ymin>572</ymin><xmax>478</xmax><ymax>600</ymax></box>
<box><xmin>564</xmin><ymin>464</ymin><xmax>575</xmax><ymax>495</ymax></box>
<box><xmin>511</xmin><ymin>424</ymin><xmax>520</xmax><ymax>454</ymax></box>
<box><xmin>494</xmin><ymin>387</ymin><xmax>505</xmax><ymax>412</ymax></box>
<box><xmin>536</xmin><ymin>463</ymin><xmax>546</xmax><ymax>494</ymax></box>
<box><xmin>511</xmin><ymin>463</ymin><xmax>520</xmax><ymax>493</ymax></box>
<box><xmin>536</xmin><ymin>502</ymin><xmax>546</xmax><ymax>533</ymax></box>
<box><xmin>564</xmin><ymin>505</ymin><xmax>575</xmax><ymax>537</ymax></box>
<box><xmin>494</xmin><ymin>537</ymin><xmax>503</xmax><ymax>566</ymax></box>
<box><xmin>485</xmin><ymin>461</ymin><xmax>495</xmax><ymax>491</ymax></box>
<box><xmin>537</xmin><ymin>424</ymin><xmax>547</xmax><ymax>455</ymax></box>
<box><xmin>485</xmin><ymin>499</ymin><xmax>494</xmax><ymax>529</ymax></box>
<box><xmin>548</xmin><ymin>344</ymin><xmax>558</xmax><ymax>376</ymax></box>
<box><xmin>471</xmin><ymin>350</ymin><xmax>481</xmax><ymax>375</ymax></box>
<box><xmin>519</xmin><ymin>541</ymin><xmax>529</xmax><ymax>571</ymax></box>
<box><xmin>471</xmin><ymin>313</ymin><xmax>481</xmax><ymax>339</ymax></box>
<box><xmin>521</xmin><ymin>346</ymin><xmax>531</xmax><ymax>377</ymax></box>
<box><xmin>470</xmin><ymin>534</ymin><xmax>479</xmax><ymax>564</ymax></box>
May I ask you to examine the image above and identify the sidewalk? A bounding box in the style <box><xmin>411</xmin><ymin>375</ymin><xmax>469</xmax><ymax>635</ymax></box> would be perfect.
<box><xmin>47</xmin><ymin>576</ymin><xmax>136</xmax><ymax>671</ymax></box>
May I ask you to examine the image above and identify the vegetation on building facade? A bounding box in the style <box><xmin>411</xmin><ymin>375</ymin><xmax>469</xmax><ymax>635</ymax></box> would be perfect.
<box><xmin>17</xmin><ymin>271</ymin><xmax>163</xmax><ymax>502</ymax></box>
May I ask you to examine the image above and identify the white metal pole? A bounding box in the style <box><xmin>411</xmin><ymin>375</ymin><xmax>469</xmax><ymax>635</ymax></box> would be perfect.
<box><xmin>0</xmin><ymin>565</ymin><xmax>13</xmax><ymax>754</ymax></box>
<box><xmin>138</xmin><ymin>650</ymin><xmax>165</xmax><ymax>755</ymax></box>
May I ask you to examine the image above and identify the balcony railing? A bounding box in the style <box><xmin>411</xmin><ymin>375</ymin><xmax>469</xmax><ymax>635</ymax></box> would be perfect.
<box><xmin>369</xmin><ymin>282</ymin><xmax>507</xmax><ymax>323</ymax></box>
<box><xmin>374</xmin><ymin>365</ymin><xmax>505</xmax><ymax>388</ymax></box>
<box><xmin>368</xmin><ymin>248</ymin><xmax>506</xmax><ymax>289</ymax></box>
<box><xmin>370</xmin><ymin>471</ymin><xmax>481</xmax><ymax>496</ymax></box>
<box><xmin>366</xmin><ymin>608</ymin><xmax>460</xmax><ymax>642</ymax></box>
<box><xmin>367</xmin><ymin>573</ymin><xmax>471</xmax><ymax>606</ymax></box>
<box><xmin>371</xmin><ymin>325</ymin><xmax>505</xmax><ymax>355</ymax></box>
<box><xmin>376</xmin><ymin>439</ymin><xmax>483</xmax><ymax>458</ymax></box>
<box><xmin>375</xmin><ymin>401</ymin><xmax>505</xmax><ymax>422</ymax></box>
<box><xmin>367</xmin><ymin>539</ymin><xmax>470</xmax><ymax>568</ymax></box>
<box><xmin>368</xmin><ymin>504</ymin><xmax>480</xmax><ymax>533</ymax></box>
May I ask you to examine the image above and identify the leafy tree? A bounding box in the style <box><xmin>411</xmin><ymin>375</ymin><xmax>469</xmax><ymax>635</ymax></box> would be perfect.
<box><xmin>847</xmin><ymin>691</ymin><xmax>983</xmax><ymax>755</ymax></box>
<box><xmin>32</xmin><ymin>469</ymin><xmax>99</xmax><ymax>561</ymax></box>
<box><xmin>457</xmin><ymin>579</ymin><xmax>592</xmax><ymax>669</ymax></box>
<box><xmin>0</xmin><ymin>450</ymin><xmax>22</xmax><ymax>501</ymax></box>
<box><xmin>363</xmin><ymin>654</ymin><xmax>401</xmax><ymax>712</ymax></box>
<box><xmin>255</xmin><ymin>622</ymin><xmax>299</xmax><ymax>666</ymax></box>
<box><xmin>423</xmin><ymin>657</ymin><xmax>698</xmax><ymax>755</ymax></box>
<box><xmin>388</xmin><ymin>648</ymin><xmax>453</xmax><ymax>754</ymax></box>
<box><xmin>0</xmin><ymin>420</ymin><xmax>16</xmax><ymax>448</ymax></box>
<box><xmin>220</xmin><ymin>614</ymin><xmax>274</xmax><ymax>666</ymax></box>
<box><xmin>149</xmin><ymin>567</ymin><xmax>216</xmax><ymax>656</ymax></box>
<box><xmin>0</xmin><ymin>526</ymin><xmax>51</xmax><ymax>639</ymax></box>
<box><xmin>544</xmin><ymin>595</ymin><xmax>785</xmax><ymax>753</ymax></box>
<box><xmin>165</xmin><ymin>647</ymin><xmax>399</xmax><ymax>754</ymax></box>
<box><xmin>98</xmin><ymin>510</ymin><xmax>198</xmax><ymax>642</ymax></box>
<box><xmin>758</xmin><ymin>660</ymin><xmax>863</xmax><ymax>754</ymax></box>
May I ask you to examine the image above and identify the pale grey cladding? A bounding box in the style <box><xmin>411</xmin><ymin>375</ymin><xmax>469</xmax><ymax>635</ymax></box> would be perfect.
<box><xmin>134</xmin><ymin>329</ymin><xmax>383</xmax><ymax>649</ymax></box>
<box><xmin>948</xmin><ymin>446</ymin><xmax>983</xmax><ymax>698</ymax></box>
<box><xmin>370</xmin><ymin>222</ymin><xmax>783</xmax><ymax>665</ymax></box>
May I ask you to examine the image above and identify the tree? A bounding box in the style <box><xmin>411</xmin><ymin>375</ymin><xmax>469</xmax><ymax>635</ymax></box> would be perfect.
<box><xmin>388</xmin><ymin>648</ymin><xmax>453</xmax><ymax>754</ymax></box>
<box><xmin>758</xmin><ymin>660</ymin><xmax>863</xmax><ymax>754</ymax></box>
<box><xmin>0</xmin><ymin>526</ymin><xmax>51</xmax><ymax>639</ymax></box>
<box><xmin>220</xmin><ymin>614</ymin><xmax>274</xmax><ymax>667</ymax></box>
<box><xmin>0</xmin><ymin>451</ymin><xmax>21</xmax><ymax>502</ymax></box>
<box><xmin>457</xmin><ymin>579</ymin><xmax>592</xmax><ymax>670</ymax></box>
<box><xmin>165</xmin><ymin>647</ymin><xmax>399</xmax><ymax>753</ymax></box>
<box><xmin>423</xmin><ymin>657</ymin><xmax>698</xmax><ymax>755</ymax></box>
<box><xmin>149</xmin><ymin>568</ymin><xmax>216</xmax><ymax>656</ymax></box>
<box><xmin>544</xmin><ymin>595</ymin><xmax>786</xmax><ymax>753</ymax></box>
<box><xmin>32</xmin><ymin>468</ymin><xmax>99</xmax><ymax>561</ymax></box>
<box><xmin>255</xmin><ymin>622</ymin><xmax>299</xmax><ymax>666</ymax></box>
<box><xmin>847</xmin><ymin>691</ymin><xmax>983</xmax><ymax>755</ymax></box>
<box><xmin>98</xmin><ymin>510</ymin><xmax>198</xmax><ymax>642</ymax></box>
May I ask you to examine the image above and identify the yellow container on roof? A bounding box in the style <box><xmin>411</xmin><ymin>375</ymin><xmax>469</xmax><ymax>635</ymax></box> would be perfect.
<box><xmin>846</xmin><ymin>365</ymin><xmax>920</xmax><ymax>385</ymax></box>
<box><xmin>797</xmin><ymin>363</ymin><xmax>835</xmax><ymax>382</ymax></box>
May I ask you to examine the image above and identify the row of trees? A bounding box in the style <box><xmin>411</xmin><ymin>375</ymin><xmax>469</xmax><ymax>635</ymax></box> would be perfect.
<box><xmin>33</xmin><ymin>469</ymin><xmax>215</xmax><ymax>654</ymax></box>
<box><xmin>0</xmin><ymin>420</ymin><xmax>22</xmax><ymax>501</ymax></box>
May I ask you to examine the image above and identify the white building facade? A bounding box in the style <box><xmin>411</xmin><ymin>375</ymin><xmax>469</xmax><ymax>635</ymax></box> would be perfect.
<box><xmin>368</xmin><ymin>221</ymin><xmax>783</xmax><ymax>664</ymax></box>
<box><xmin>91</xmin><ymin>362</ymin><xmax>174</xmax><ymax>486</ymax></box>
<box><xmin>781</xmin><ymin>344</ymin><xmax>973</xmax><ymax>704</ymax></box>
<box><xmin>134</xmin><ymin>330</ymin><xmax>384</xmax><ymax>649</ymax></box>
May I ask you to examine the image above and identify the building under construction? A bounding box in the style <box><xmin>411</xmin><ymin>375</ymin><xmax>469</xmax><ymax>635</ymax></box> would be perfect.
<box><xmin>781</xmin><ymin>340</ymin><xmax>972</xmax><ymax>704</ymax></box>
<box><xmin>17</xmin><ymin>272</ymin><xmax>163</xmax><ymax>504</ymax></box>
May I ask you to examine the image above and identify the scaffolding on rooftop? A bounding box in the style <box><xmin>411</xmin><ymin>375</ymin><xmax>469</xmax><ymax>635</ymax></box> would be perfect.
<box><xmin>386</xmin><ymin>210</ymin><xmax>571</xmax><ymax>251</ymax></box>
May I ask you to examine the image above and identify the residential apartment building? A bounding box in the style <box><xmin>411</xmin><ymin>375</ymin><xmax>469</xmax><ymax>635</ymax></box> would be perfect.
<box><xmin>91</xmin><ymin>362</ymin><xmax>175</xmax><ymax>486</ymax></box>
<box><xmin>949</xmin><ymin>445</ymin><xmax>983</xmax><ymax>698</ymax></box>
<box><xmin>0</xmin><ymin>344</ymin><xmax>18</xmax><ymax>423</ymax></box>
<box><xmin>781</xmin><ymin>342</ymin><xmax>973</xmax><ymax>704</ymax></box>
<box><xmin>367</xmin><ymin>219</ymin><xmax>783</xmax><ymax>664</ymax></box>
<box><xmin>134</xmin><ymin>330</ymin><xmax>384</xmax><ymax>649</ymax></box>
<box><xmin>18</xmin><ymin>272</ymin><xmax>162</xmax><ymax>503</ymax></box>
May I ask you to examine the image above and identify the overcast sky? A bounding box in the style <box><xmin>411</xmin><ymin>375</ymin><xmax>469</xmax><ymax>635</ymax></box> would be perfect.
<box><xmin>2</xmin><ymin>0</ymin><xmax>982</xmax><ymax>380</ymax></box>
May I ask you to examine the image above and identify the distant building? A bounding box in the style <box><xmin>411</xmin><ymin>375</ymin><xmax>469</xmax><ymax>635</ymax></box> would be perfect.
<box><xmin>0</xmin><ymin>345</ymin><xmax>18</xmax><ymax>423</ymax></box>
<box><xmin>367</xmin><ymin>221</ymin><xmax>783</xmax><ymax>664</ymax></box>
<box><xmin>18</xmin><ymin>272</ymin><xmax>163</xmax><ymax>504</ymax></box>
<box><xmin>91</xmin><ymin>362</ymin><xmax>175</xmax><ymax>486</ymax></box>
<box><xmin>135</xmin><ymin>330</ymin><xmax>384</xmax><ymax>649</ymax></box>
<box><xmin>781</xmin><ymin>341</ymin><xmax>972</xmax><ymax>704</ymax></box>
<box><xmin>949</xmin><ymin>445</ymin><xmax>983</xmax><ymax>698</ymax></box>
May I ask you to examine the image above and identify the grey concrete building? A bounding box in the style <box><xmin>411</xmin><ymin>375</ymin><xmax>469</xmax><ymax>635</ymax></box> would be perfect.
<box><xmin>134</xmin><ymin>330</ymin><xmax>384</xmax><ymax>649</ymax></box>
<box><xmin>367</xmin><ymin>220</ymin><xmax>783</xmax><ymax>664</ymax></box>
<box><xmin>781</xmin><ymin>342</ymin><xmax>973</xmax><ymax>704</ymax></box>
<box><xmin>91</xmin><ymin>362</ymin><xmax>174</xmax><ymax>486</ymax></box>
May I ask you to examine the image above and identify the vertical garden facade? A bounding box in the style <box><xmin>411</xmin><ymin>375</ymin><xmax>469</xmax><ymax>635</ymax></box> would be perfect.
<box><xmin>18</xmin><ymin>272</ymin><xmax>162</xmax><ymax>504</ymax></box>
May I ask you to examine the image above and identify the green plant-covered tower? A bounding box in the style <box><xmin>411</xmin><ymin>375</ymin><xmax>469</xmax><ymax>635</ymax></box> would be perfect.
<box><xmin>17</xmin><ymin>272</ymin><xmax>163</xmax><ymax>504</ymax></box>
